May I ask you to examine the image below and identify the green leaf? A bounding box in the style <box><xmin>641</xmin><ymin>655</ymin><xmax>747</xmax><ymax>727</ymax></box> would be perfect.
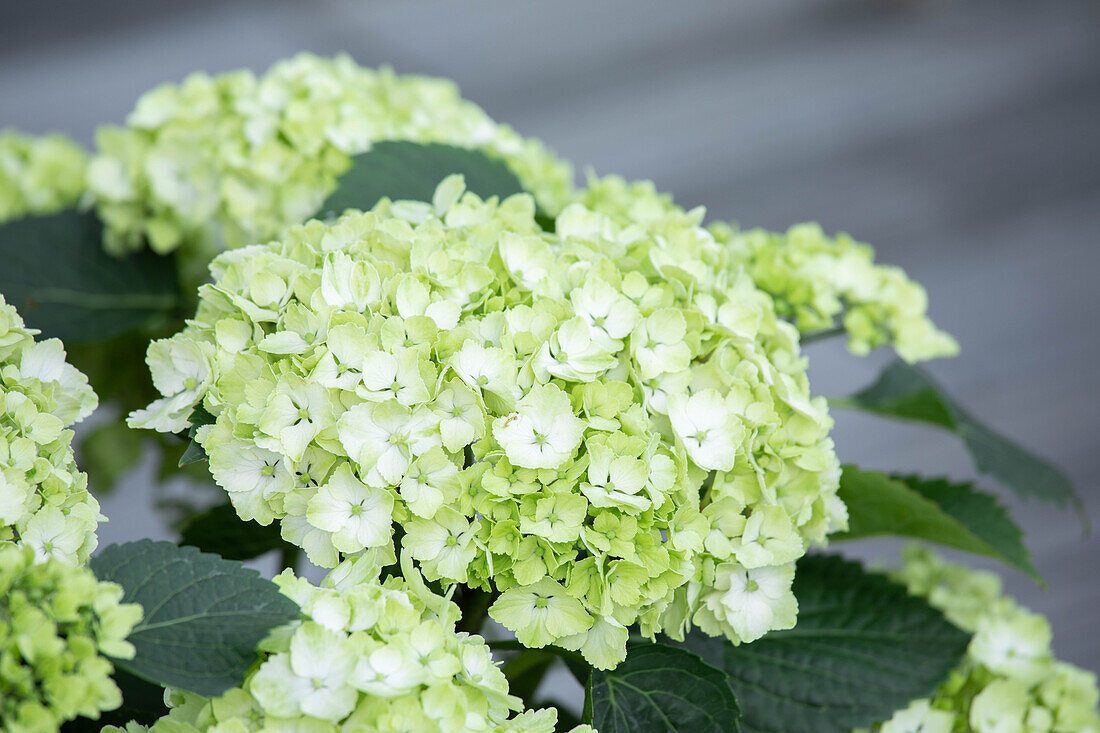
<box><xmin>318</xmin><ymin>141</ymin><xmax>526</xmax><ymax>218</ymax></box>
<box><xmin>180</xmin><ymin>502</ymin><xmax>293</xmax><ymax>561</ymax></box>
<box><xmin>89</xmin><ymin>540</ymin><xmax>299</xmax><ymax>697</ymax></box>
<box><xmin>587</xmin><ymin>643</ymin><xmax>741</xmax><ymax>733</ymax></box>
<box><xmin>0</xmin><ymin>209</ymin><xmax>179</xmax><ymax>344</ymax></box>
<box><xmin>502</xmin><ymin>649</ymin><xmax>558</xmax><ymax>707</ymax></box>
<box><xmin>178</xmin><ymin>405</ymin><xmax>215</xmax><ymax>467</ymax></box>
<box><xmin>680</xmin><ymin>554</ymin><xmax>970</xmax><ymax>733</ymax></box>
<box><xmin>178</xmin><ymin>439</ymin><xmax>207</xmax><ymax>467</ymax></box>
<box><xmin>832</xmin><ymin>360</ymin><xmax>1083</xmax><ymax>516</ymax></box>
<box><xmin>833</xmin><ymin>466</ymin><xmax>1040</xmax><ymax>583</ymax></box>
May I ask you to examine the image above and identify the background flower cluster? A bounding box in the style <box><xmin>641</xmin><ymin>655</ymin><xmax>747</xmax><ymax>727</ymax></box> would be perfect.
<box><xmin>0</xmin><ymin>294</ymin><xmax>99</xmax><ymax>565</ymax></box>
<box><xmin>868</xmin><ymin>547</ymin><xmax>1100</xmax><ymax>733</ymax></box>
<box><xmin>0</xmin><ymin>130</ymin><xmax>87</xmax><ymax>224</ymax></box>
<box><xmin>0</xmin><ymin>544</ymin><xmax>141</xmax><ymax>731</ymax></box>
<box><xmin>85</xmin><ymin>53</ymin><xmax>573</xmax><ymax>281</ymax></box>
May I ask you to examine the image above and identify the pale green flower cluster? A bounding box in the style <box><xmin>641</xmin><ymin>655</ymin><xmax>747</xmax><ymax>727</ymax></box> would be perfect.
<box><xmin>0</xmin><ymin>543</ymin><xmax>142</xmax><ymax>732</ymax></box>
<box><xmin>0</xmin><ymin>295</ymin><xmax>100</xmax><ymax>564</ymax></box>
<box><xmin>131</xmin><ymin>177</ymin><xmax>844</xmax><ymax>668</ymax></box>
<box><xmin>87</xmin><ymin>53</ymin><xmax>573</xmax><ymax>267</ymax></box>
<box><xmin>578</xmin><ymin>175</ymin><xmax>957</xmax><ymax>362</ymax></box>
<box><xmin>0</xmin><ymin>130</ymin><xmax>88</xmax><ymax>223</ymax></box>
<box><xmin>107</xmin><ymin>555</ymin><xmax>563</xmax><ymax>733</ymax></box>
<box><xmin>710</xmin><ymin>222</ymin><xmax>958</xmax><ymax>362</ymax></box>
<box><xmin>867</xmin><ymin>547</ymin><xmax>1100</xmax><ymax>733</ymax></box>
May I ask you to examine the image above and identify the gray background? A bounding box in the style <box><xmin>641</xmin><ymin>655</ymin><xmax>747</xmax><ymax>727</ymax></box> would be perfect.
<box><xmin>2</xmin><ymin>0</ymin><xmax>1097</xmax><ymax>691</ymax></box>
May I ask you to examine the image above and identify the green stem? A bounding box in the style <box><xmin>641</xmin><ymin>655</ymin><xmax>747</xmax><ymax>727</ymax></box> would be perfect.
<box><xmin>801</xmin><ymin>324</ymin><xmax>846</xmax><ymax>344</ymax></box>
<box><xmin>278</xmin><ymin>544</ymin><xmax>301</xmax><ymax>573</ymax></box>
<box><xmin>487</xmin><ymin>639</ymin><xmax>588</xmax><ymax>666</ymax></box>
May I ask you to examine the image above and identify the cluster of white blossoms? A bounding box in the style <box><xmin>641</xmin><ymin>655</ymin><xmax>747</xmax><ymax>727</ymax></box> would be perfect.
<box><xmin>0</xmin><ymin>295</ymin><xmax>100</xmax><ymax>565</ymax></box>
<box><xmin>86</xmin><ymin>53</ymin><xmax>573</xmax><ymax>267</ymax></box>
<box><xmin>579</xmin><ymin>176</ymin><xmax>957</xmax><ymax>363</ymax></box>
<box><xmin>106</xmin><ymin>555</ymin><xmax>580</xmax><ymax>733</ymax></box>
<box><xmin>0</xmin><ymin>543</ymin><xmax>141</xmax><ymax>732</ymax></box>
<box><xmin>132</xmin><ymin>176</ymin><xmax>845</xmax><ymax>668</ymax></box>
<box><xmin>863</xmin><ymin>547</ymin><xmax>1100</xmax><ymax>733</ymax></box>
<box><xmin>0</xmin><ymin>129</ymin><xmax>88</xmax><ymax>223</ymax></box>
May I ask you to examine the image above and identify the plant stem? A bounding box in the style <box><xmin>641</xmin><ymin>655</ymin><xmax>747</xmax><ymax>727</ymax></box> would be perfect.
<box><xmin>801</xmin><ymin>324</ymin><xmax>846</xmax><ymax>344</ymax></box>
<box><xmin>487</xmin><ymin>639</ymin><xmax>588</xmax><ymax>666</ymax></box>
<box><xmin>278</xmin><ymin>544</ymin><xmax>300</xmax><ymax>573</ymax></box>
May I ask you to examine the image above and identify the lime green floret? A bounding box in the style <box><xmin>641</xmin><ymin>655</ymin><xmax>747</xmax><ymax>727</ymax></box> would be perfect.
<box><xmin>87</xmin><ymin>53</ymin><xmax>574</xmax><ymax>268</ymax></box>
<box><xmin>0</xmin><ymin>544</ymin><xmax>142</xmax><ymax>732</ymax></box>
<box><xmin>131</xmin><ymin>176</ymin><xmax>845</xmax><ymax>669</ymax></box>
<box><xmin>0</xmin><ymin>130</ymin><xmax>88</xmax><ymax>223</ymax></box>
<box><xmin>104</xmin><ymin>554</ymin><xmax>564</xmax><ymax>733</ymax></box>
<box><xmin>864</xmin><ymin>546</ymin><xmax>1100</xmax><ymax>733</ymax></box>
<box><xmin>0</xmin><ymin>295</ymin><xmax>100</xmax><ymax>565</ymax></box>
<box><xmin>577</xmin><ymin>174</ymin><xmax>957</xmax><ymax>363</ymax></box>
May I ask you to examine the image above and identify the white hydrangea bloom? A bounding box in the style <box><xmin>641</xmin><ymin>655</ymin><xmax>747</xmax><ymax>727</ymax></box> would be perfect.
<box><xmin>133</xmin><ymin>178</ymin><xmax>845</xmax><ymax>668</ymax></box>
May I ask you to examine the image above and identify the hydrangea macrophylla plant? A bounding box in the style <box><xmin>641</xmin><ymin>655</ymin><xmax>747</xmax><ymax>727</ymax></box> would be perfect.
<box><xmin>103</xmin><ymin>554</ymin><xmax>571</xmax><ymax>733</ymax></box>
<box><xmin>0</xmin><ymin>130</ymin><xmax>88</xmax><ymax>223</ymax></box>
<box><xmin>865</xmin><ymin>547</ymin><xmax>1100</xmax><ymax>733</ymax></box>
<box><xmin>1</xmin><ymin>53</ymin><xmax>1094</xmax><ymax>733</ymax></box>
<box><xmin>578</xmin><ymin>175</ymin><xmax>957</xmax><ymax>363</ymax></box>
<box><xmin>0</xmin><ymin>543</ymin><xmax>142</xmax><ymax>731</ymax></box>
<box><xmin>86</xmin><ymin>53</ymin><xmax>573</xmax><ymax>266</ymax></box>
<box><xmin>131</xmin><ymin>176</ymin><xmax>846</xmax><ymax>668</ymax></box>
<box><xmin>0</xmin><ymin>294</ymin><xmax>100</xmax><ymax>564</ymax></box>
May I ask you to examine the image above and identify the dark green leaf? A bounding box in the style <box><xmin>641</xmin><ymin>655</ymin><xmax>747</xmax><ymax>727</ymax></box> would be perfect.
<box><xmin>588</xmin><ymin>643</ymin><xmax>740</xmax><ymax>733</ymax></box>
<box><xmin>90</xmin><ymin>540</ymin><xmax>299</xmax><ymax>696</ymax></box>
<box><xmin>318</xmin><ymin>141</ymin><xmax>526</xmax><ymax>218</ymax></box>
<box><xmin>833</xmin><ymin>466</ymin><xmax>1040</xmax><ymax>582</ymax></box>
<box><xmin>61</xmin><ymin>668</ymin><xmax>167</xmax><ymax>731</ymax></box>
<box><xmin>545</xmin><ymin>701</ymin><xmax>582</xmax><ymax>732</ymax></box>
<box><xmin>0</xmin><ymin>209</ymin><xmax>179</xmax><ymax>344</ymax></box>
<box><xmin>680</xmin><ymin>554</ymin><xmax>970</xmax><ymax>733</ymax></box>
<box><xmin>502</xmin><ymin>649</ymin><xmax>558</xmax><ymax>706</ymax></box>
<box><xmin>178</xmin><ymin>405</ymin><xmax>215</xmax><ymax>467</ymax></box>
<box><xmin>180</xmin><ymin>503</ymin><xmax>293</xmax><ymax>561</ymax></box>
<box><xmin>178</xmin><ymin>439</ymin><xmax>207</xmax><ymax>467</ymax></box>
<box><xmin>832</xmin><ymin>360</ymin><xmax>1082</xmax><ymax>516</ymax></box>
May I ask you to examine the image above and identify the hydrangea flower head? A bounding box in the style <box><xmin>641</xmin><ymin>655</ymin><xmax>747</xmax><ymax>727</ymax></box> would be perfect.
<box><xmin>0</xmin><ymin>543</ymin><xmax>142</xmax><ymax>732</ymax></box>
<box><xmin>0</xmin><ymin>130</ymin><xmax>88</xmax><ymax>223</ymax></box>
<box><xmin>87</xmin><ymin>53</ymin><xmax>573</xmax><ymax>275</ymax></box>
<box><xmin>133</xmin><ymin>177</ymin><xmax>845</xmax><ymax>667</ymax></box>
<box><xmin>105</xmin><ymin>554</ymin><xmax>568</xmax><ymax>733</ymax></box>
<box><xmin>862</xmin><ymin>546</ymin><xmax>1100</xmax><ymax>733</ymax></box>
<box><xmin>578</xmin><ymin>175</ymin><xmax>957</xmax><ymax>363</ymax></box>
<box><xmin>0</xmin><ymin>295</ymin><xmax>100</xmax><ymax>564</ymax></box>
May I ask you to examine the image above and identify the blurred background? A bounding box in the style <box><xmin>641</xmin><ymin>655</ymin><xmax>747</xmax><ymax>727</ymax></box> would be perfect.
<box><xmin>2</xmin><ymin>0</ymin><xmax>1097</xmax><ymax>684</ymax></box>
